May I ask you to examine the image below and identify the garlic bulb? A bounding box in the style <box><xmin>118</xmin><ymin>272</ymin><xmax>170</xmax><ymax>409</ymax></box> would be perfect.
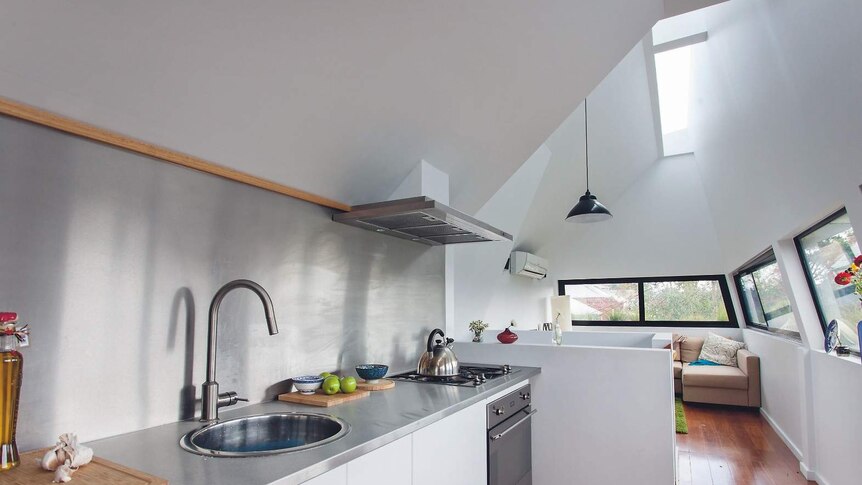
<box><xmin>41</xmin><ymin>444</ymin><xmax>63</xmax><ymax>471</ymax></box>
<box><xmin>52</xmin><ymin>460</ymin><xmax>74</xmax><ymax>483</ymax></box>
<box><xmin>69</xmin><ymin>444</ymin><xmax>93</xmax><ymax>468</ymax></box>
<box><xmin>40</xmin><ymin>433</ymin><xmax>95</xmax><ymax>481</ymax></box>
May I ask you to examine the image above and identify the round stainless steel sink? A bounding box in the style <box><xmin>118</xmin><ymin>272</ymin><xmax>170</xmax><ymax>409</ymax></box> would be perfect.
<box><xmin>180</xmin><ymin>412</ymin><xmax>350</xmax><ymax>457</ymax></box>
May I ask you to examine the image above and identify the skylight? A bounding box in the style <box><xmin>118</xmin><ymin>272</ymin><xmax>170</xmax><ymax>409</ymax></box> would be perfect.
<box><xmin>655</xmin><ymin>45</ymin><xmax>692</xmax><ymax>136</ymax></box>
<box><xmin>649</xmin><ymin>11</ymin><xmax>707</xmax><ymax>158</ymax></box>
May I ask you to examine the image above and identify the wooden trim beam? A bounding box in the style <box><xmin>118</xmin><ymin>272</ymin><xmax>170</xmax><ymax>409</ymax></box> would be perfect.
<box><xmin>0</xmin><ymin>96</ymin><xmax>352</xmax><ymax>212</ymax></box>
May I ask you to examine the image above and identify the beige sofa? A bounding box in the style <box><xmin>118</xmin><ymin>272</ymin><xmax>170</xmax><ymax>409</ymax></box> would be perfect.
<box><xmin>671</xmin><ymin>335</ymin><xmax>761</xmax><ymax>407</ymax></box>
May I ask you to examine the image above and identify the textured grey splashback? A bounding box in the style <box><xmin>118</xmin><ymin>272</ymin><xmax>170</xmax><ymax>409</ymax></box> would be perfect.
<box><xmin>0</xmin><ymin>115</ymin><xmax>444</xmax><ymax>450</ymax></box>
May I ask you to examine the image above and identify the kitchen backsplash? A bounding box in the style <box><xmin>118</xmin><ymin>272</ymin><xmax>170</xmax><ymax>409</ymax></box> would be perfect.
<box><xmin>0</xmin><ymin>115</ymin><xmax>444</xmax><ymax>450</ymax></box>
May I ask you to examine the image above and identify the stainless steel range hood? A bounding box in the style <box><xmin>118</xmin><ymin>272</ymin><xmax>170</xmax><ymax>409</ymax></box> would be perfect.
<box><xmin>333</xmin><ymin>197</ymin><xmax>513</xmax><ymax>246</ymax></box>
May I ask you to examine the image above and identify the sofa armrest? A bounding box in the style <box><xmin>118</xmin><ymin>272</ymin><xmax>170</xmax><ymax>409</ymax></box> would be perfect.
<box><xmin>737</xmin><ymin>349</ymin><xmax>761</xmax><ymax>407</ymax></box>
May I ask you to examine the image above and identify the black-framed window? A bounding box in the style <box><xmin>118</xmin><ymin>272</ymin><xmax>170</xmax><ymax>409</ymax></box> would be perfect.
<box><xmin>557</xmin><ymin>275</ymin><xmax>738</xmax><ymax>328</ymax></box>
<box><xmin>733</xmin><ymin>249</ymin><xmax>800</xmax><ymax>340</ymax></box>
<box><xmin>795</xmin><ymin>208</ymin><xmax>861</xmax><ymax>353</ymax></box>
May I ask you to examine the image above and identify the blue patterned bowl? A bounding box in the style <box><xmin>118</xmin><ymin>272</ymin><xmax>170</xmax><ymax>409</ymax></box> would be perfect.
<box><xmin>355</xmin><ymin>364</ymin><xmax>389</xmax><ymax>384</ymax></box>
<box><xmin>293</xmin><ymin>375</ymin><xmax>324</xmax><ymax>394</ymax></box>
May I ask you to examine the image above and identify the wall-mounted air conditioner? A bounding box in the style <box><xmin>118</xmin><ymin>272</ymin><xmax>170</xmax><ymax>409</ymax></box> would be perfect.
<box><xmin>509</xmin><ymin>251</ymin><xmax>548</xmax><ymax>279</ymax></box>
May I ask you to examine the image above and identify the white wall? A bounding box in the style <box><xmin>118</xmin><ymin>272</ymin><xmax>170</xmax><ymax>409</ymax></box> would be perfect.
<box><xmin>542</xmin><ymin>153</ymin><xmax>724</xmax><ymax>279</ymax></box>
<box><xmin>689</xmin><ymin>0</ymin><xmax>862</xmax><ymax>270</ymax></box>
<box><xmin>452</xmin><ymin>40</ymin><xmax>732</xmax><ymax>337</ymax></box>
<box><xmin>742</xmin><ymin>330</ymin><xmax>808</xmax><ymax>459</ymax></box>
<box><xmin>452</xmin><ymin>145</ymin><xmax>551</xmax><ymax>340</ymax></box>
<box><xmin>455</xmin><ymin>342</ymin><xmax>676</xmax><ymax>485</ymax></box>
<box><xmin>809</xmin><ymin>351</ymin><xmax>862</xmax><ymax>485</ymax></box>
<box><xmin>458</xmin><ymin>1</ymin><xmax>862</xmax><ymax>482</ymax></box>
<box><xmin>685</xmin><ymin>1</ymin><xmax>862</xmax><ymax>483</ymax></box>
<box><xmin>0</xmin><ymin>116</ymin><xmax>446</xmax><ymax>450</ymax></box>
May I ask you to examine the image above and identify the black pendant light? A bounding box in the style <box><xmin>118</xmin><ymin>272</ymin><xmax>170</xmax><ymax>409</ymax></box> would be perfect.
<box><xmin>566</xmin><ymin>99</ymin><xmax>613</xmax><ymax>223</ymax></box>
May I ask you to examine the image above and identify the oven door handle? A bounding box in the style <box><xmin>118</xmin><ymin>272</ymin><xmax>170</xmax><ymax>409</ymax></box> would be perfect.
<box><xmin>490</xmin><ymin>409</ymin><xmax>538</xmax><ymax>441</ymax></box>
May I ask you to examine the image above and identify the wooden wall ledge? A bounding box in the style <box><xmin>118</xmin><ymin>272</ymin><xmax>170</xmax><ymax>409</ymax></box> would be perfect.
<box><xmin>0</xmin><ymin>96</ymin><xmax>352</xmax><ymax>212</ymax></box>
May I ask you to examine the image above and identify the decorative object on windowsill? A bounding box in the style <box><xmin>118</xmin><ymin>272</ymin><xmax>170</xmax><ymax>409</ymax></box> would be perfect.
<box><xmin>497</xmin><ymin>322</ymin><xmax>518</xmax><ymax>344</ymax></box>
<box><xmin>0</xmin><ymin>312</ymin><xmax>28</xmax><ymax>472</ymax></box>
<box><xmin>552</xmin><ymin>312</ymin><xmax>563</xmax><ymax>346</ymax></box>
<box><xmin>468</xmin><ymin>320</ymin><xmax>489</xmax><ymax>343</ymax></box>
<box><xmin>40</xmin><ymin>433</ymin><xmax>94</xmax><ymax>482</ymax></box>
<box><xmin>565</xmin><ymin>98</ymin><xmax>613</xmax><ymax>223</ymax></box>
<box><xmin>835</xmin><ymin>345</ymin><xmax>851</xmax><ymax>356</ymax></box>
<box><xmin>833</xmin><ymin>254</ymin><xmax>862</xmax><ymax>359</ymax></box>
<box><xmin>824</xmin><ymin>320</ymin><xmax>838</xmax><ymax>353</ymax></box>
<box><xmin>549</xmin><ymin>296</ymin><xmax>574</xmax><ymax>332</ymax></box>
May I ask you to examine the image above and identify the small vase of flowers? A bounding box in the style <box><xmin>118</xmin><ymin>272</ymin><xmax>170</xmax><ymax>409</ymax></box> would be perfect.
<box><xmin>833</xmin><ymin>253</ymin><xmax>862</xmax><ymax>358</ymax></box>
<box><xmin>468</xmin><ymin>320</ymin><xmax>489</xmax><ymax>343</ymax></box>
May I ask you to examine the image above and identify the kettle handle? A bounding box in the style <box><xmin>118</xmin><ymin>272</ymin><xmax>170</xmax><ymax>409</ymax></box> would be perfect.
<box><xmin>427</xmin><ymin>328</ymin><xmax>446</xmax><ymax>352</ymax></box>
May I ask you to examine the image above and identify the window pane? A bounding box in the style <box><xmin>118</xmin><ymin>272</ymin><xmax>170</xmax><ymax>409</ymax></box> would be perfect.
<box><xmin>797</xmin><ymin>211</ymin><xmax>861</xmax><ymax>351</ymax></box>
<box><xmin>750</xmin><ymin>262</ymin><xmax>798</xmax><ymax>333</ymax></box>
<box><xmin>644</xmin><ymin>280</ymin><xmax>729</xmax><ymax>321</ymax></box>
<box><xmin>563</xmin><ymin>283</ymin><xmax>639</xmax><ymax>321</ymax></box>
<box><xmin>739</xmin><ymin>274</ymin><xmax>767</xmax><ymax>325</ymax></box>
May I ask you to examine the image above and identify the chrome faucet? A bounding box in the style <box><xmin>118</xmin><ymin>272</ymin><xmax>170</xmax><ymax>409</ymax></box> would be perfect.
<box><xmin>200</xmin><ymin>279</ymin><xmax>279</xmax><ymax>422</ymax></box>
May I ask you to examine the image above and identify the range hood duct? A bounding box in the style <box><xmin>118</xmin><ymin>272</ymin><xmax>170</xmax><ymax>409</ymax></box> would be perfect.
<box><xmin>333</xmin><ymin>197</ymin><xmax>513</xmax><ymax>246</ymax></box>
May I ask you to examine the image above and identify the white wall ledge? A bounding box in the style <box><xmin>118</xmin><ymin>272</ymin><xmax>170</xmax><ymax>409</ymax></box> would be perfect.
<box><xmin>743</xmin><ymin>327</ymin><xmax>804</xmax><ymax>346</ymax></box>
<box><xmin>810</xmin><ymin>348</ymin><xmax>862</xmax><ymax>368</ymax></box>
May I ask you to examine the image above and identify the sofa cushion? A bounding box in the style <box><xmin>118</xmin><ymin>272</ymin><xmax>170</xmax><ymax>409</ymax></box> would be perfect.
<box><xmin>698</xmin><ymin>333</ymin><xmax>747</xmax><ymax>366</ymax></box>
<box><xmin>679</xmin><ymin>336</ymin><xmax>704</xmax><ymax>363</ymax></box>
<box><xmin>673</xmin><ymin>360</ymin><xmax>683</xmax><ymax>379</ymax></box>
<box><xmin>683</xmin><ymin>365</ymin><xmax>748</xmax><ymax>390</ymax></box>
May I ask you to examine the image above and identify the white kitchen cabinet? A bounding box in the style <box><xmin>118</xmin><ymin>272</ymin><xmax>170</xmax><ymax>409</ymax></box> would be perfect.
<box><xmin>301</xmin><ymin>465</ymin><xmax>347</xmax><ymax>485</ymax></box>
<box><xmin>347</xmin><ymin>434</ymin><xmax>412</xmax><ymax>485</ymax></box>
<box><xmin>412</xmin><ymin>401</ymin><xmax>487</xmax><ymax>485</ymax></box>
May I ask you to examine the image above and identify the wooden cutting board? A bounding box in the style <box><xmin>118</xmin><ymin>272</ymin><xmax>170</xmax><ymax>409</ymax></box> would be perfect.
<box><xmin>356</xmin><ymin>379</ymin><xmax>395</xmax><ymax>391</ymax></box>
<box><xmin>4</xmin><ymin>448</ymin><xmax>167</xmax><ymax>484</ymax></box>
<box><xmin>277</xmin><ymin>389</ymin><xmax>370</xmax><ymax>407</ymax></box>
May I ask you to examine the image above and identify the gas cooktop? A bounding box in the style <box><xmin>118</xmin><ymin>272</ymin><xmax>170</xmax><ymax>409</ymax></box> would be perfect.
<box><xmin>389</xmin><ymin>364</ymin><xmax>516</xmax><ymax>387</ymax></box>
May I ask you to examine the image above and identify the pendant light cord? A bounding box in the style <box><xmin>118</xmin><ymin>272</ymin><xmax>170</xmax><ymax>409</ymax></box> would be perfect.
<box><xmin>584</xmin><ymin>98</ymin><xmax>590</xmax><ymax>191</ymax></box>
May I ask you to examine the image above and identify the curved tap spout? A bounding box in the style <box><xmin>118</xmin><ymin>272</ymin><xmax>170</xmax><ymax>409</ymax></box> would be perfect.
<box><xmin>201</xmin><ymin>279</ymin><xmax>278</xmax><ymax>421</ymax></box>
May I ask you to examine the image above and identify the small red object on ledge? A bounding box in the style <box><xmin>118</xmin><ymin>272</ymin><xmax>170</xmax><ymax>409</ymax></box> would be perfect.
<box><xmin>497</xmin><ymin>327</ymin><xmax>518</xmax><ymax>344</ymax></box>
<box><xmin>0</xmin><ymin>313</ymin><xmax>17</xmax><ymax>323</ymax></box>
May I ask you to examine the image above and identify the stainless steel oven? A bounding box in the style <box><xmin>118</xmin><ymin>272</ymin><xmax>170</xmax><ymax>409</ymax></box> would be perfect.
<box><xmin>487</xmin><ymin>384</ymin><xmax>536</xmax><ymax>485</ymax></box>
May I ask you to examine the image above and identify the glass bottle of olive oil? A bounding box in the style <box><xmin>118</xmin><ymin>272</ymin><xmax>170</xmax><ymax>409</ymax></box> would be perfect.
<box><xmin>0</xmin><ymin>327</ymin><xmax>22</xmax><ymax>471</ymax></box>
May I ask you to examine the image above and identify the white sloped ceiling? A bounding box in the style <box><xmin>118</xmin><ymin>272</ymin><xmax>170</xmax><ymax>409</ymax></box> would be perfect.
<box><xmin>0</xmin><ymin>0</ymin><xmax>667</xmax><ymax>212</ymax></box>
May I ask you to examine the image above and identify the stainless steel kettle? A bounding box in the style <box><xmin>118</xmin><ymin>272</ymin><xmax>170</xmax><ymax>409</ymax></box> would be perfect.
<box><xmin>417</xmin><ymin>328</ymin><xmax>460</xmax><ymax>377</ymax></box>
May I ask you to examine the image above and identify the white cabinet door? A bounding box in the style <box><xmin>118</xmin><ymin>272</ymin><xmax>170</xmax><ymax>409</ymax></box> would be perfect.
<box><xmin>347</xmin><ymin>434</ymin><xmax>412</xmax><ymax>485</ymax></box>
<box><xmin>412</xmin><ymin>401</ymin><xmax>486</xmax><ymax>485</ymax></box>
<box><xmin>301</xmin><ymin>465</ymin><xmax>347</xmax><ymax>485</ymax></box>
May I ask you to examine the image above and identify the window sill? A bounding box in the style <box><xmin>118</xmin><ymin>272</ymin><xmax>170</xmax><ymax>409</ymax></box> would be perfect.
<box><xmin>742</xmin><ymin>327</ymin><xmax>803</xmax><ymax>344</ymax></box>
<box><xmin>572</xmin><ymin>321</ymin><xmax>738</xmax><ymax>328</ymax></box>
<box><xmin>811</xmin><ymin>348</ymin><xmax>862</xmax><ymax>368</ymax></box>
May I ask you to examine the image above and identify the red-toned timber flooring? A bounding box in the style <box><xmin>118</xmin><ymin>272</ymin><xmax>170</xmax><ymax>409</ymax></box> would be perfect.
<box><xmin>676</xmin><ymin>402</ymin><xmax>814</xmax><ymax>485</ymax></box>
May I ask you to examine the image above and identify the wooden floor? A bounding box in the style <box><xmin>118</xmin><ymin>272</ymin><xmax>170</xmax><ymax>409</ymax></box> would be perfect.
<box><xmin>676</xmin><ymin>402</ymin><xmax>814</xmax><ymax>485</ymax></box>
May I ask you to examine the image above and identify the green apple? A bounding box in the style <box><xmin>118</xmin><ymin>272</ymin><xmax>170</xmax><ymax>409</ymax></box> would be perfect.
<box><xmin>322</xmin><ymin>375</ymin><xmax>341</xmax><ymax>395</ymax></box>
<box><xmin>340</xmin><ymin>376</ymin><xmax>357</xmax><ymax>394</ymax></box>
<box><xmin>319</xmin><ymin>372</ymin><xmax>332</xmax><ymax>379</ymax></box>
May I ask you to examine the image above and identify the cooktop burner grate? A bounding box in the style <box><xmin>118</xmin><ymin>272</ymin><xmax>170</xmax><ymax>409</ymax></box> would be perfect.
<box><xmin>389</xmin><ymin>364</ymin><xmax>515</xmax><ymax>387</ymax></box>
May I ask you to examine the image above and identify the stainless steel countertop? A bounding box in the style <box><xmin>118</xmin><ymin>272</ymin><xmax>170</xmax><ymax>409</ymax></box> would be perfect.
<box><xmin>87</xmin><ymin>366</ymin><xmax>540</xmax><ymax>485</ymax></box>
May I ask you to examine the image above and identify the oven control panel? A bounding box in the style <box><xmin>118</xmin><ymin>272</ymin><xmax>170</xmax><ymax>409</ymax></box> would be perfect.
<box><xmin>487</xmin><ymin>383</ymin><xmax>531</xmax><ymax>429</ymax></box>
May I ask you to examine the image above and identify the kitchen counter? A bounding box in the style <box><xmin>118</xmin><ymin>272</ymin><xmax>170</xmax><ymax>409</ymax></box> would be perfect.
<box><xmin>87</xmin><ymin>366</ymin><xmax>539</xmax><ymax>485</ymax></box>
